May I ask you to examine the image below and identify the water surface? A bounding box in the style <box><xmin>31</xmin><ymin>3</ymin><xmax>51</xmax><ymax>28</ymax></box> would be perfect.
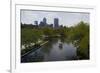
<box><xmin>21</xmin><ymin>38</ymin><xmax>78</xmax><ymax>62</ymax></box>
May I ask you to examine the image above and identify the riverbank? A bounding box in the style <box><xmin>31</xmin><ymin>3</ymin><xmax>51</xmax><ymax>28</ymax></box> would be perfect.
<box><xmin>21</xmin><ymin>41</ymin><xmax>48</xmax><ymax>57</ymax></box>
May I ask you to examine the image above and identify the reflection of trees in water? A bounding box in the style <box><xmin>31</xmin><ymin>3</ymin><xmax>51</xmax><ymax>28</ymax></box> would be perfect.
<box><xmin>59</xmin><ymin>37</ymin><xmax>89</xmax><ymax>60</ymax></box>
<box><xmin>60</xmin><ymin>37</ymin><xmax>89</xmax><ymax>60</ymax></box>
<box><xmin>21</xmin><ymin>55</ymin><xmax>44</xmax><ymax>62</ymax></box>
<box><xmin>21</xmin><ymin>50</ymin><xmax>44</xmax><ymax>62</ymax></box>
<box><xmin>45</xmin><ymin>37</ymin><xmax>58</xmax><ymax>43</ymax></box>
<box><xmin>21</xmin><ymin>37</ymin><xmax>89</xmax><ymax>63</ymax></box>
<box><xmin>42</xmin><ymin>37</ymin><xmax>71</xmax><ymax>54</ymax></box>
<box><xmin>42</xmin><ymin>38</ymin><xmax>63</xmax><ymax>54</ymax></box>
<box><xmin>41</xmin><ymin>42</ymin><xmax>53</xmax><ymax>54</ymax></box>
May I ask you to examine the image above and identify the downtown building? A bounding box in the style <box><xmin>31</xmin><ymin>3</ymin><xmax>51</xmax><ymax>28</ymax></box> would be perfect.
<box><xmin>34</xmin><ymin>17</ymin><xmax>59</xmax><ymax>28</ymax></box>
<box><xmin>54</xmin><ymin>18</ymin><xmax>59</xmax><ymax>28</ymax></box>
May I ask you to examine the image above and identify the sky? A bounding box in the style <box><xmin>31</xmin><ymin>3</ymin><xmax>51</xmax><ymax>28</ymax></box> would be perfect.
<box><xmin>21</xmin><ymin>10</ymin><xmax>90</xmax><ymax>27</ymax></box>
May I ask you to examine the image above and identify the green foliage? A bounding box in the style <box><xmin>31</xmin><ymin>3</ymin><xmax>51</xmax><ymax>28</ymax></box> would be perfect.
<box><xmin>68</xmin><ymin>21</ymin><xmax>89</xmax><ymax>41</ymax></box>
<box><xmin>21</xmin><ymin>21</ymin><xmax>89</xmax><ymax>59</ymax></box>
<box><xmin>67</xmin><ymin>21</ymin><xmax>89</xmax><ymax>59</ymax></box>
<box><xmin>78</xmin><ymin>33</ymin><xmax>89</xmax><ymax>59</ymax></box>
<box><xmin>57</xmin><ymin>27</ymin><xmax>68</xmax><ymax>37</ymax></box>
<box><xmin>42</xmin><ymin>27</ymin><xmax>54</xmax><ymax>36</ymax></box>
<box><xmin>21</xmin><ymin>28</ymin><xmax>43</xmax><ymax>45</ymax></box>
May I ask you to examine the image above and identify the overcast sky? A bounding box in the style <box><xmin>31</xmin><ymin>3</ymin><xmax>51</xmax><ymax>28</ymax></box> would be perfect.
<box><xmin>21</xmin><ymin>10</ymin><xmax>89</xmax><ymax>27</ymax></box>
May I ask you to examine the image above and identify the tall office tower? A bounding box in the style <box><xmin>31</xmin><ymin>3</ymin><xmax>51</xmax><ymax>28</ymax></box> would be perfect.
<box><xmin>34</xmin><ymin>21</ymin><xmax>38</xmax><ymax>25</ymax></box>
<box><xmin>39</xmin><ymin>21</ymin><xmax>44</xmax><ymax>27</ymax></box>
<box><xmin>54</xmin><ymin>18</ymin><xmax>59</xmax><ymax>28</ymax></box>
<box><xmin>43</xmin><ymin>17</ymin><xmax>47</xmax><ymax>25</ymax></box>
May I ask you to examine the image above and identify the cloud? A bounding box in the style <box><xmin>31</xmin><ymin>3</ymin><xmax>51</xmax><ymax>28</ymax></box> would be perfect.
<box><xmin>21</xmin><ymin>10</ymin><xmax>89</xmax><ymax>26</ymax></box>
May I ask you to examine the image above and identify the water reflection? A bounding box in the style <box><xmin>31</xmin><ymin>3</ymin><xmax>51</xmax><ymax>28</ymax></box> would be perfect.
<box><xmin>21</xmin><ymin>38</ymin><xmax>78</xmax><ymax>63</ymax></box>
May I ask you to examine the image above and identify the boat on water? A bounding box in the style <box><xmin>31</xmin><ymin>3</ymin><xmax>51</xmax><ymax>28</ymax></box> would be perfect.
<box><xmin>59</xmin><ymin>43</ymin><xmax>63</xmax><ymax>48</ymax></box>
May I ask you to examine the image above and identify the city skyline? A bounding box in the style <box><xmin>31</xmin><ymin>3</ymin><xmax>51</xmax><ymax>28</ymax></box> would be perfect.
<box><xmin>21</xmin><ymin>10</ymin><xmax>90</xmax><ymax>27</ymax></box>
<box><xmin>33</xmin><ymin>17</ymin><xmax>59</xmax><ymax>28</ymax></box>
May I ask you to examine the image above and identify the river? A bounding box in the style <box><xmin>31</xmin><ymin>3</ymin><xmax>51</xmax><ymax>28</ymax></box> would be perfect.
<box><xmin>21</xmin><ymin>38</ymin><xmax>78</xmax><ymax>63</ymax></box>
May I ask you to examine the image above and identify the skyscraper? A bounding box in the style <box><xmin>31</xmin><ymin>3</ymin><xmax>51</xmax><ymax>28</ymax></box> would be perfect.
<box><xmin>43</xmin><ymin>17</ymin><xmax>47</xmax><ymax>25</ymax></box>
<box><xmin>54</xmin><ymin>18</ymin><xmax>59</xmax><ymax>28</ymax></box>
<box><xmin>39</xmin><ymin>21</ymin><xmax>44</xmax><ymax>27</ymax></box>
<box><xmin>34</xmin><ymin>21</ymin><xmax>38</xmax><ymax>25</ymax></box>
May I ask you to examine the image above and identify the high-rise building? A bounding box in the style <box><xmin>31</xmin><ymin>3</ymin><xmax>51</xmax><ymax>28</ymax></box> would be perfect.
<box><xmin>34</xmin><ymin>21</ymin><xmax>38</xmax><ymax>25</ymax></box>
<box><xmin>39</xmin><ymin>21</ymin><xmax>44</xmax><ymax>27</ymax></box>
<box><xmin>54</xmin><ymin>18</ymin><xmax>59</xmax><ymax>28</ymax></box>
<box><xmin>43</xmin><ymin>17</ymin><xmax>47</xmax><ymax>25</ymax></box>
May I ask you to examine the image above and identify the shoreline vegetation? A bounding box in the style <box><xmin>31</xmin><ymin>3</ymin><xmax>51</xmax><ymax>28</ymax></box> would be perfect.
<box><xmin>21</xmin><ymin>21</ymin><xmax>89</xmax><ymax>59</ymax></box>
<box><xmin>21</xmin><ymin>41</ymin><xmax>48</xmax><ymax>57</ymax></box>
